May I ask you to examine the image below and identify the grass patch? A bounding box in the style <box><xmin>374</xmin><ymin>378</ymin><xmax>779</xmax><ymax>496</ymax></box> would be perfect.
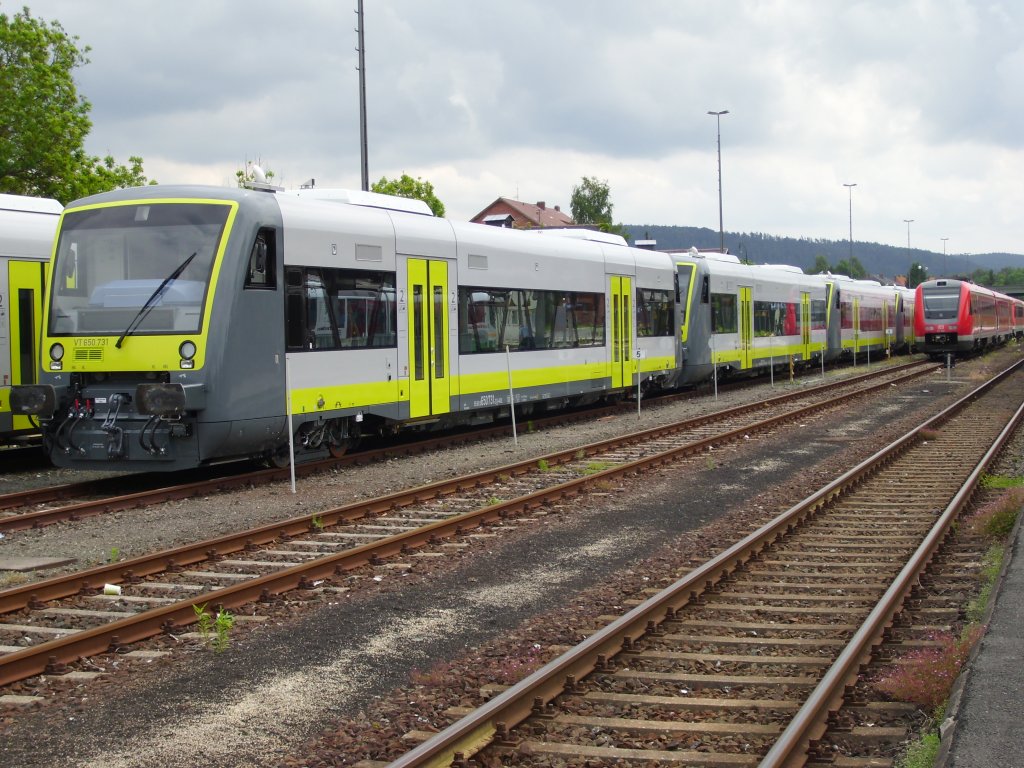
<box><xmin>0</xmin><ymin>571</ymin><xmax>30</xmax><ymax>589</ymax></box>
<box><xmin>895</xmin><ymin>731</ymin><xmax>941</xmax><ymax>768</ymax></box>
<box><xmin>580</xmin><ymin>460</ymin><xmax>616</xmax><ymax>476</ymax></box>
<box><xmin>980</xmin><ymin>473</ymin><xmax>1024</xmax><ymax>490</ymax></box>
<box><xmin>963</xmin><ymin>487</ymin><xmax>1023</xmax><ymax>540</ymax></box>
<box><xmin>966</xmin><ymin>544</ymin><xmax>1004</xmax><ymax>624</ymax></box>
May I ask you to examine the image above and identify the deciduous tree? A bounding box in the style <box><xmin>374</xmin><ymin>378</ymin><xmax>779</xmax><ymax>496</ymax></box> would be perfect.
<box><xmin>569</xmin><ymin>176</ymin><xmax>627</xmax><ymax>238</ymax></box>
<box><xmin>372</xmin><ymin>173</ymin><xmax>445</xmax><ymax>217</ymax></box>
<box><xmin>0</xmin><ymin>7</ymin><xmax>154</xmax><ymax>202</ymax></box>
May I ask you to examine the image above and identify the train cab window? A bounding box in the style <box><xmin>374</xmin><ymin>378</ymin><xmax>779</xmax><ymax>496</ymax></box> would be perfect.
<box><xmin>245</xmin><ymin>229</ymin><xmax>276</xmax><ymax>289</ymax></box>
<box><xmin>921</xmin><ymin>288</ymin><xmax>960</xmax><ymax>320</ymax></box>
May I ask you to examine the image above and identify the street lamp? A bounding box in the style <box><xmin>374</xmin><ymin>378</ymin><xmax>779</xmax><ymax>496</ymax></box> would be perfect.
<box><xmin>708</xmin><ymin>110</ymin><xmax>729</xmax><ymax>253</ymax></box>
<box><xmin>843</xmin><ymin>183</ymin><xmax>856</xmax><ymax>261</ymax></box>
<box><xmin>941</xmin><ymin>237</ymin><xmax>949</xmax><ymax>277</ymax></box>
<box><xmin>903</xmin><ymin>219</ymin><xmax>914</xmax><ymax>286</ymax></box>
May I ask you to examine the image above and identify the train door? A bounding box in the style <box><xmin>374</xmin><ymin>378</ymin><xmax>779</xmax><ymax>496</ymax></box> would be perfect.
<box><xmin>800</xmin><ymin>291</ymin><xmax>812</xmax><ymax>359</ymax></box>
<box><xmin>407</xmin><ymin>258</ymin><xmax>450</xmax><ymax>419</ymax></box>
<box><xmin>738</xmin><ymin>286</ymin><xmax>753</xmax><ymax>368</ymax></box>
<box><xmin>609</xmin><ymin>276</ymin><xmax>633</xmax><ymax>388</ymax></box>
<box><xmin>5</xmin><ymin>260</ymin><xmax>44</xmax><ymax>431</ymax></box>
<box><xmin>852</xmin><ymin>296</ymin><xmax>861</xmax><ymax>354</ymax></box>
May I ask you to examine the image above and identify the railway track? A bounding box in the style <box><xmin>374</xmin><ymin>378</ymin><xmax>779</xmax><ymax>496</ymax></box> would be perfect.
<box><xmin>383</xmin><ymin>359</ymin><xmax>1024</xmax><ymax>768</ymax></box>
<box><xmin>0</xmin><ymin>361</ymin><xmax>939</xmax><ymax>689</ymax></box>
<box><xmin>0</xmin><ymin>360</ymin><xmax>929</xmax><ymax>534</ymax></box>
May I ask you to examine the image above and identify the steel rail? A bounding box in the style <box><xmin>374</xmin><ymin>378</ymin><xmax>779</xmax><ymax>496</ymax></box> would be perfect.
<box><xmin>384</xmin><ymin>357</ymin><xmax>1023</xmax><ymax>768</ymax></box>
<box><xmin>759</xmin><ymin>368</ymin><xmax>1024</xmax><ymax>767</ymax></box>
<box><xmin>0</xmin><ymin>361</ymin><xmax>940</xmax><ymax>687</ymax></box>
<box><xmin>0</xmin><ymin>360</ymin><xmax>929</xmax><ymax>529</ymax></box>
<box><xmin>0</xmin><ymin>361</ymin><xmax>935</xmax><ymax>614</ymax></box>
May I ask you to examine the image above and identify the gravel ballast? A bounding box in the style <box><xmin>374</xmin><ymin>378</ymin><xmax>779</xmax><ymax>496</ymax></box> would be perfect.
<box><xmin>0</xmin><ymin>352</ymin><xmax>1020</xmax><ymax>767</ymax></box>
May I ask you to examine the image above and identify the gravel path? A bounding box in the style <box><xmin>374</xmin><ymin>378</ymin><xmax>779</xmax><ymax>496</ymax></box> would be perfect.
<box><xmin>1</xmin><ymin>351</ymin><xmax>1020</xmax><ymax>767</ymax></box>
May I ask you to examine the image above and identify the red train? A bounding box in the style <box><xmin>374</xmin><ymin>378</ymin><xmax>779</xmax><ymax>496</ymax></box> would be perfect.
<box><xmin>914</xmin><ymin>278</ymin><xmax>1021</xmax><ymax>356</ymax></box>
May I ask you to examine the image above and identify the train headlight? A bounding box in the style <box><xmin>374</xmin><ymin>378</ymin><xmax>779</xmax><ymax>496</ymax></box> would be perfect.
<box><xmin>136</xmin><ymin>383</ymin><xmax>186</xmax><ymax>416</ymax></box>
<box><xmin>9</xmin><ymin>385</ymin><xmax>56</xmax><ymax>416</ymax></box>
<box><xmin>49</xmin><ymin>343</ymin><xmax>65</xmax><ymax>361</ymax></box>
<box><xmin>179</xmin><ymin>340</ymin><xmax>197</xmax><ymax>369</ymax></box>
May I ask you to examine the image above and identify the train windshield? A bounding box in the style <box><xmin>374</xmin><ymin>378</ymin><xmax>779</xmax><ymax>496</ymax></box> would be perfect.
<box><xmin>920</xmin><ymin>287</ymin><xmax>961</xmax><ymax>320</ymax></box>
<box><xmin>48</xmin><ymin>202</ymin><xmax>230</xmax><ymax>336</ymax></box>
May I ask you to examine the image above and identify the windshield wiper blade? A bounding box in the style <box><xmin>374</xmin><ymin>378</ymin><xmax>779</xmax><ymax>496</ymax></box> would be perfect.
<box><xmin>115</xmin><ymin>252</ymin><xmax>197</xmax><ymax>349</ymax></box>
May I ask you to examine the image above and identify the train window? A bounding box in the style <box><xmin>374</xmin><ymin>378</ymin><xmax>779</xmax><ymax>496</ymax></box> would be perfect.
<box><xmin>412</xmin><ymin>285</ymin><xmax>424</xmax><ymax>379</ymax></box>
<box><xmin>710</xmin><ymin>293</ymin><xmax>737</xmax><ymax>334</ymax></box>
<box><xmin>637</xmin><ymin>288</ymin><xmax>673</xmax><ymax>337</ymax></box>
<box><xmin>701</xmin><ymin>275</ymin><xmax>710</xmax><ymax>303</ymax></box>
<box><xmin>245</xmin><ymin>228</ymin><xmax>276</xmax><ymax>289</ymax></box>
<box><xmin>49</xmin><ymin>202</ymin><xmax>228</xmax><ymax>336</ymax></box>
<box><xmin>432</xmin><ymin>285</ymin><xmax>445</xmax><ymax>378</ymax></box>
<box><xmin>810</xmin><ymin>299</ymin><xmax>827</xmax><ymax>330</ymax></box>
<box><xmin>675</xmin><ymin>266</ymin><xmax>694</xmax><ymax>325</ymax></box>
<box><xmin>840</xmin><ymin>298</ymin><xmax>854</xmax><ymax>330</ymax></box>
<box><xmin>285</xmin><ymin>290</ymin><xmax>305</xmax><ymax>350</ymax></box>
<box><xmin>753</xmin><ymin>300</ymin><xmax>797</xmax><ymax>337</ymax></box>
<box><xmin>305</xmin><ymin>271</ymin><xmax>338</xmax><ymax>349</ymax></box>
<box><xmin>283</xmin><ymin>266</ymin><xmax>397</xmax><ymax>352</ymax></box>
<box><xmin>17</xmin><ymin>288</ymin><xmax>36</xmax><ymax>385</ymax></box>
<box><xmin>921</xmin><ymin>288</ymin><xmax>959</xmax><ymax>320</ymax></box>
<box><xmin>457</xmin><ymin>286</ymin><xmax>605</xmax><ymax>354</ymax></box>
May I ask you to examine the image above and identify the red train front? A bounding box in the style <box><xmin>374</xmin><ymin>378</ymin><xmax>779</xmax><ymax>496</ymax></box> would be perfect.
<box><xmin>914</xmin><ymin>278</ymin><xmax>1015</xmax><ymax>356</ymax></box>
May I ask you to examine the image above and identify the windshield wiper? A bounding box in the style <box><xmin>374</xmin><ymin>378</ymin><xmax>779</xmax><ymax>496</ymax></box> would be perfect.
<box><xmin>115</xmin><ymin>252</ymin><xmax>197</xmax><ymax>349</ymax></box>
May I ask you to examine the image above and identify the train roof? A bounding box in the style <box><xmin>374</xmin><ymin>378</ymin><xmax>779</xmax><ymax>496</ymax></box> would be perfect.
<box><xmin>280</xmin><ymin>187</ymin><xmax>433</xmax><ymax>215</ymax></box>
<box><xmin>0</xmin><ymin>193</ymin><xmax>61</xmax><ymax>260</ymax></box>
<box><xmin>0</xmin><ymin>193</ymin><xmax>62</xmax><ymax>215</ymax></box>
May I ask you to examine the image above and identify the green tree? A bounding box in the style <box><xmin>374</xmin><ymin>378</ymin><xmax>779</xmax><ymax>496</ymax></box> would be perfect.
<box><xmin>908</xmin><ymin>261</ymin><xmax>929</xmax><ymax>288</ymax></box>
<box><xmin>849</xmin><ymin>256</ymin><xmax>867</xmax><ymax>279</ymax></box>
<box><xmin>570</xmin><ymin>176</ymin><xmax>613</xmax><ymax>226</ymax></box>
<box><xmin>371</xmin><ymin>173</ymin><xmax>445</xmax><ymax>217</ymax></box>
<box><xmin>811</xmin><ymin>254</ymin><xmax>831</xmax><ymax>274</ymax></box>
<box><xmin>569</xmin><ymin>176</ymin><xmax>628</xmax><ymax>238</ymax></box>
<box><xmin>0</xmin><ymin>7</ymin><xmax>154</xmax><ymax>202</ymax></box>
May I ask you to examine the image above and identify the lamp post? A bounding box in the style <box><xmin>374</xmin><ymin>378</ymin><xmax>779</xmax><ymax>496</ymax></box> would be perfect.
<box><xmin>708</xmin><ymin>110</ymin><xmax>729</xmax><ymax>253</ymax></box>
<box><xmin>843</xmin><ymin>183</ymin><xmax>856</xmax><ymax>261</ymax></box>
<box><xmin>356</xmin><ymin>0</ymin><xmax>369</xmax><ymax>191</ymax></box>
<box><xmin>941</xmin><ymin>237</ymin><xmax>949</xmax><ymax>277</ymax></box>
<box><xmin>903</xmin><ymin>219</ymin><xmax>914</xmax><ymax>286</ymax></box>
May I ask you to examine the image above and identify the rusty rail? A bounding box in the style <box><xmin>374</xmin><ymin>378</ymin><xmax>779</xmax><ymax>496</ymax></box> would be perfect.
<box><xmin>384</xmin><ymin>358</ymin><xmax>1023</xmax><ymax>768</ymax></box>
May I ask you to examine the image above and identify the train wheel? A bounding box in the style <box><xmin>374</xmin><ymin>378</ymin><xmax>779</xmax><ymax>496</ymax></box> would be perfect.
<box><xmin>328</xmin><ymin>439</ymin><xmax>353</xmax><ymax>459</ymax></box>
<box><xmin>268</xmin><ymin>445</ymin><xmax>291</xmax><ymax>468</ymax></box>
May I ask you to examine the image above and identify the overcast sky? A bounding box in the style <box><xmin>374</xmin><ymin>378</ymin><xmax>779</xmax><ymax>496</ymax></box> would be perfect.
<box><xmin>13</xmin><ymin>0</ymin><xmax>1024</xmax><ymax>256</ymax></box>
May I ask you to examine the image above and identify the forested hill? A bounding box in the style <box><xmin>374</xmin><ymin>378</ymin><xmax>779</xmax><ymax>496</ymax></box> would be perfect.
<box><xmin>622</xmin><ymin>224</ymin><xmax>1024</xmax><ymax>280</ymax></box>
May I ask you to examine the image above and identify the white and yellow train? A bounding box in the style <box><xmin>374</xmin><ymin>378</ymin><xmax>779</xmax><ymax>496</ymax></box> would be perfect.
<box><xmin>1</xmin><ymin>193</ymin><xmax>61</xmax><ymax>444</ymax></box>
<box><xmin>11</xmin><ymin>184</ymin><xmax>914</xmax><ymax>470</ymax></box>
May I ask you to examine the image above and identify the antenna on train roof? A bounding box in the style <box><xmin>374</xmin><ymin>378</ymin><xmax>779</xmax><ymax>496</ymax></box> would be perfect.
<box><xmin>240</xmin><ymin>162</ymin><xmax>284</xmax><ymax>193</ymax></box>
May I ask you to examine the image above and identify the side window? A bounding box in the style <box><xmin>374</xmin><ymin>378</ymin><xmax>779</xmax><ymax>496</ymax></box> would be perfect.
<box><xmin>285</xmin><ymin>268</ymin><xmax>305</xmax><ymax>349</ymax></box>
<box><xmin>245</xmin><ymin>228</ymin><xmax>277</xmax><ymax>289</ymax></box>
